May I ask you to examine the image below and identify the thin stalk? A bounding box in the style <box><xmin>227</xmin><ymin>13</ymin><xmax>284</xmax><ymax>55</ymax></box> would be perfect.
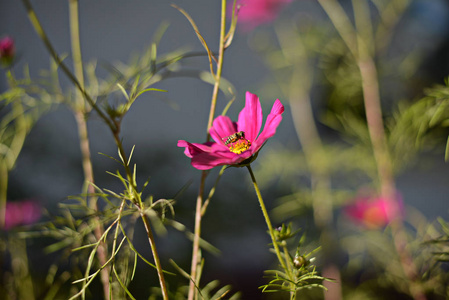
<box><xmin>69</xmin><ymin>0</ymin><xmax>85</xmax><ymax>109</ymax></box>
<box><xmin>0</xmin><ymin>72</ymin><xmax>28</xmax><ymax>229</ymax></box>
<box><xmin>0</xmin><ymin>161</ymin><xmax>7</xmax><ymax>229</ymax></box>
<box><xmin>188</xmin><ymin>171</ymin><xmax>207</xmax><ymax>300</ymax></box>
<box><xmin>288</xmin><ymin>68</ymin><xmax>341</xmax><ymax>300</ymax></box>
<box><xmin>318</xmin><ymin>1</ymin><xmax>427</xmax><ymax>299</ymax></box>
<box><xmin>21</xmin><ymin>0</ymin><xmax>116</xmax><ymax>132</ymax></box>
<box><xmin>68</xmin><ymin>1</ymin><xmax>110</xmax><ymax>298</ymax></box>
<box><xmin>9</xmin><ymin>238</ymin><xmax>35</xmax><ymax>300</ymax></box>
<box><xmin>21</xmin><ymin>0</ymin><xmax>167</xmax><ymax>297</ymax></box>
<box><xmin>188</xmin><ymin>1</ymin><xmax>227</xmax><ymax>299</ymax></box>
<box><xmin>274</xmin><ymin>23</ymin><xmax>342</xmax><ymax>298</ymax></box>
<box><xmin>246</xmin><ymin>166</ymin><xmax>290</xmax><ymax>287</ymax></box>
<box><xmin>201</xmin><ymin>165</ymin><xmax>226</xmax><ymax>216</ymax></box>
<box><xmin>109</xmin><ymin>200</ymin><xmax>126</xmax><ymax>299</ymax></box>
<box><xmin>281</xmin><ymin>243</ymin><xmax>296</xmax><ymax>300</ymax></box>
<box><xmin>112</xmin><ymin>132</ymin><xmax>169</xmax><ymax>300</ymax></box>
<box><xmin>317</xmin><ymin>0</ymin><xmax>358</xmax><ymax>59</ymax></box>
<box><xmin>375</xmin><ymin>0</ymin><xmax>412</xmax><ymax>54</ymax></box>
<box><xmin>206</xmin><ymin>0</ymin><xmax>227</xmax><ymax>134</ymax></box>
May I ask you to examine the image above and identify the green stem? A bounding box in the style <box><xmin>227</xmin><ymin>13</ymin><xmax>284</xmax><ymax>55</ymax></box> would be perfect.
<box><xmin>69</xmin><ymin>0</ymin><xmax>85</xmax><ymax>108</ymax></box>
<box><xmin>188</xmin><ymin>1</ymin><xmax>227</xmax><ymax>299</ymax></box>
<box><xmin>318</xmin><ymin>2</ymin><xmax>427</xmax><ymax>299</ymax></box>
<box><xmin>0</xmin><ymin>71</ymin><xmax>28</xmax><ymax>229</ymax></box>
<box><xmin>140</xmin><ymin>212</ymin><xmax>169</xmax><ymax>300</ymax></box>
<box><xmin>281</xmin><ymin>244</ymin><xmax>296</xmax><ymax>300</ymax></box>
<box><xmin>68</xmin><ymin>1</ymin><xmax>110</xmax><ymax>298</ymax></box>
<box><xmin>21</xmin><ymin>1</ymin><xmax>167</xmax><ymax>297</ymax></box>
<box><xmin>21</xmin><ymin>0</ymin><xmax>116</xmax><ymax>132</ymax></box>
<box><xmin>0</xmin><ymin>161</ymin><xmax>7</xmax><ymax>229</ymax></box>
<box><xmin>316</xmin><ymin>0</ymin><xmax>358</xmax><ymax>59</ymax></box>
<box><xmin>112</xmin><ymin>133</ymin><xmax>169</xmax><ymax>300</ymax></box>
<box><xmin>246</xmin><ymin>166</ymin><xmax>289</xmax><ymax>277</ymax></box>
<box><xmin>9</xmin><ymin>238</ymin><xmax>35</xmax><ymax>300</ymax></box>
<box><xmin>188</xmin><ymin>171</ymin><xmax>207</xmax><ymax>300</ymax></box>
<box><xmin>206</xmin><ymin>0</ymin><xmax>227</xmax><ymax>135</ymax></box>
<box><xmin>274</xmin><ymin>24</ymin><xmax>341</xmax><ymax>298</ymax></box>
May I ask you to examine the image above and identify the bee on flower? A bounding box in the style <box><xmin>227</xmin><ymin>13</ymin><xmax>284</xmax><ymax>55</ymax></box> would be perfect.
<box><xmin>178</xmin><ymin>91</ymin><xmax>284</xmax><ymax>170</ymax></box>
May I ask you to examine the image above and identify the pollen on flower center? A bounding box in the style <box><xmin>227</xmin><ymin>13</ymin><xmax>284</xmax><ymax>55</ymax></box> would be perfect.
<box><xmin>228</xmin><ymin>139</ymin><xmax>251</xmax><ymax>154</ymax></box>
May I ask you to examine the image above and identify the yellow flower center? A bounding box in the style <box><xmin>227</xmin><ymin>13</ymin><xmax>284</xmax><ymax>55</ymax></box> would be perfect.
<box><xmin>228</xmin><ymin>139</ymin><xmax>251</xmax><ymax>154</ymax></box>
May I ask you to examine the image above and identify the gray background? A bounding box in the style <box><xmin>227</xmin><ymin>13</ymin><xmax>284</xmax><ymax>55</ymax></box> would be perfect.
<box><xmin>1</xmin><ymin>0</ymin><xmax>449</xmax><ymax>298</ymax></box>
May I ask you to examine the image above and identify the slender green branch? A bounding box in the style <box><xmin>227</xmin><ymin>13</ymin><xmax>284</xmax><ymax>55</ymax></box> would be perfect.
<box><xmin>188</xmin><ymin>1</ymin><xmax>228</xmax><ymax>299</ymax></box>
<box><xmin>67</xmin><ymin>1</ymin><xmax>111</xmax><ymax>298</ymax></box>
<box><xmin>68</xmin><ymin>1</ymin><xmax>111</xmax><ymax>298</ymax></box>
<box><xmin>375</xmin><ymin>0</ymin><xmax>412</xmax><ymax>54</ymax></box>
<box><xmin>317</xmin><ymin>0</ymin><xmax>358</xmax><ymax>59</ymax></box>
<box><xmin>318</xmin><ymin>1</ymin><xmax>427</xmax><ymax>299</ymax></box>
<box><xmin>201</xmin><ymin>165</ymin><xmax>226</xmax><ymax>216</ymax></box>
<box><xmin>189</xmin><ymin>170</ymin><xmax>207</xmax><ymax>300</ymax></box>
<box><xmin>206</xmin><ymin>0</ymin><xmax>227</xmax><ymax>134</ymax></box>
<box><xmin>140</xmin><ymin>211</ymin><xmax>169</xmax><ymax>300</ymax></box>
<box><xmin>281</xmin><ymin>244</ymin><xmax>296</xmax><ymax>300</ymax></box>
<box><xmin>69</xmin><ymin>0</ymin><xmax>85</xmax><ymax>109</ymax></box>
<box><xmin>112</xmin><ymin>132</ymin><xmax>169</xmax><ymax>300</ymax></box>
<box><xmin>21</xmin><ymin>0</ymin><xmax>117</xmax><ymax>132</ymax></box>
<box><xmin>0</xmin><ymin>72</ymin><xmax>29</xmax><ymax>229</ymax></box>
<box><xmin>246</xmin><ymin>166</ymin><xmax>288</xmax><ymax>275</ymax></box>
<box><xmin>21</xmin><ymin>1</ymin><xmax>168</xmax><ymax>297</ymax></box>
<box><xmin>0</xmin><ymin>161</ymin><xmax>7</xmax><ymax>229</ymax></box>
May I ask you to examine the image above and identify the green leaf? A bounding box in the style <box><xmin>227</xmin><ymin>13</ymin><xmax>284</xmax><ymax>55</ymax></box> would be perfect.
<box><xmin>135</xmin><ymin>87</ymin><xmax>167</xmax><ymax>98</ymax></box>
<box><xmin>116</xmin><ymin>83</ymin><xmax>129</xmax><ymax>101</ymax></box>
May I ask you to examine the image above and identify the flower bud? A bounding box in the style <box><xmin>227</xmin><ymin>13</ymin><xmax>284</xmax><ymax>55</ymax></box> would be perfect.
<box><xmin>274</xmin><ymin>222</ymin><xmax>298</xmax><ymax>242</ymax></box>
<box><xmin>293</xmin><ymin>255</ymin><xmax>309</xmax><ymax>269</ymax></box>
<box><xmin>0</xmin><ymin>36</ymin><xmax>15</xmax><ymax>67</ymax></box>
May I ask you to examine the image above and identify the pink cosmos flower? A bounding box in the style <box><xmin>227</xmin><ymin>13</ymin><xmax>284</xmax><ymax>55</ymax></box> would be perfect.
<box><xmin>344</xmin><ymin>192</ymin><xmax>404</xmax><ymax>229</ymax></box>
<box><xmin>230</xmin><ymin>0</ymin><xmax>293</xmax><ymax>31</ymax></box>
<box><xmin>3</xmin><ymin>199</ymin><xmax>41</xmax><ymax>230</ymax></box>
<box><xmin>178</xmin><ymin>91</ymin><xmax>284</xmax><ymax>170</ymax></box>
<box><xmin>0</xmin><ymin>36</ymin><xmax>15</xmax><ymax>66</ymax></box>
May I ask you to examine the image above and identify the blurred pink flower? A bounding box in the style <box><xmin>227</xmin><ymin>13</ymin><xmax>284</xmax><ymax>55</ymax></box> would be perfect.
<box><xmin>230</xmin><ymin>0</ymin><xmax>293</xmax><ymax>31</ymax></box>
<box><xmin>0</xmin><ymin>36</ymin><xmax>15</xmax><ymax>66</ymax></box>
<box><xmin>178</xmin><ymin>91</ymin><xmax>284</xmax><ymax>170</ymax></box>
<box><xmin>4</xmin><ymin>199</ymin><xmax>41</xmax><ymax>230</ymax></box>
<box><xmin>344</xmin><ymin>192</ymin><xmax>403</xmax><ymax>229</ymax></box>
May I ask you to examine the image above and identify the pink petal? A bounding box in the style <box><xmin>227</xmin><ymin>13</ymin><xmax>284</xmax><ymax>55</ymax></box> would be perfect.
<box><xmin>230</xmin><ymin>150</ymin><xmax>254</xmax><ymax>164</ymax></box>
<box><xmin>253</xmin><ymin>99</ymin><xmax>284</xmax><ymax>149</ymax></box>
<box><xmin>231</xmin><ymin>0</ymin><xmax>293</xmax><ymax>31</ymax></box>
<box><xmin>4</xmin><ymin>199</ymin><xmax>41</xmax><ymax>230</ymax></box>
<box><xmin>177</xmin><ymin>140</ymin><xmax>213</xmax><ymax>158</ymax></box>
<box><xmin>237</xmin><ymin>91</ymin><xmax>263</xmax><ymax>142</ymax></box>
<box><xmin>210</xmin><ymin>116</ymin><xmax>238</xmax><ymax>145</ymax></box>
<box><xmin>344</xmin><ymin>192</ymin><xmax>404</xmax><ymax>229</ymax></box>
<box><xmin>191</xmin><ymin>151</ymin><xmax>236</xmax><ymax>170</ymax></box>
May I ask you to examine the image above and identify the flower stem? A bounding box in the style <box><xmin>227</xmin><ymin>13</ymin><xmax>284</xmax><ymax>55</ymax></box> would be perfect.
<box><xmin>68</xmin><ymin>1</ymin><xmax>110</xmax><ymax>298</ymax></box>
<box><xmin>112</xmin><ymin>132</ymin><xmax>169</xmax><ymax>300</ymax></box>
<box><xmin>188</xmin><ymin>1</ymin><xmax>227</xmax><ymax>299</ymax></box>
<box><xmin>281</xmin><ymin>244</ymin><xmax>296</xmax><ymax>300</ymax></box>
<box><xmin>21</xmin><ymin>0</ymin><xmax>116</xmax><ymax>132</ymax></box>
<box><xmin>317</xmin><ymin>1</ymin><xmax>426</xmax><ymax>299</ymax></box>
<box><xmin>206</xmin><ymin>0</ymin><xmax>227</xmax><ymax>135</ymax></box>
<box><xmin>0</xmin><ymin>72</ymin><xmax>28</xmax><ymax>229</ymax></box>
<box><xmin>21</xmin><ymin>0</ymin><xmax>168</xmax><ymax>297</ymax></box>
<box><xmin>0</xmin><ymin>161</ymin><xmax>7</xmax><ymax>229</ymax></box>
<box><xmin>246</xmin><ymin>166</ymin><xmax>290</xmax><ymax>284</ymax></box>
<box><xmin>273</xmin><ymin>24</ymin><xmax>342</xmax><ymax>299</ymax></box>
<box><xmin>188</xmin><ymin>171</ymin><xmax>207</xmax><ymax>300</ymax></box>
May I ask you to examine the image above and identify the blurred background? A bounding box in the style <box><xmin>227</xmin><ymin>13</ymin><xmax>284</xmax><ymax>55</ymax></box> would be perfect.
<box><xmin>1</xmin><ymin>0</ymin><xmax>449</xmax><ymax>299</ymax></box>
